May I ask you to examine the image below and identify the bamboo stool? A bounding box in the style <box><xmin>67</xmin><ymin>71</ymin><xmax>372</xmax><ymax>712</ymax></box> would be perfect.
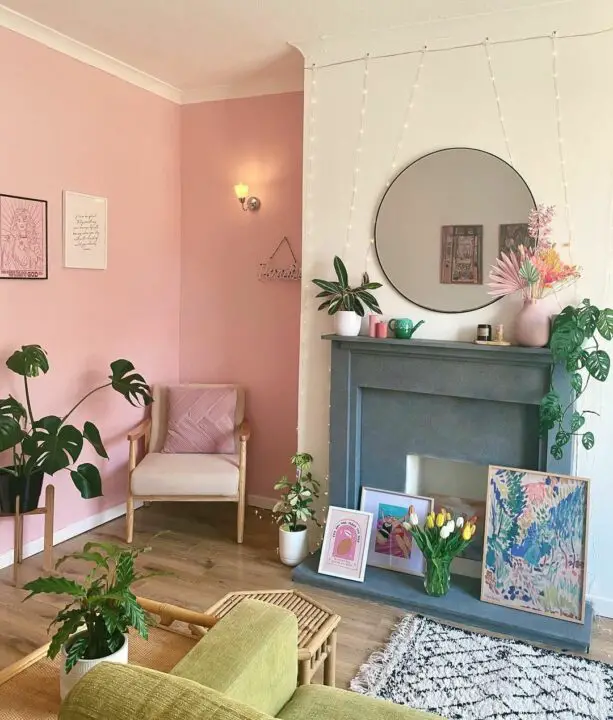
<box><xmin>0</xmin><ymin>485</ymin><xmax>55</xmax><ymax>585</ymax></box>
<box><xmin>205</xmin><ymin>589</ymin><xmax>341</xmax><ymax>686</ymax></box>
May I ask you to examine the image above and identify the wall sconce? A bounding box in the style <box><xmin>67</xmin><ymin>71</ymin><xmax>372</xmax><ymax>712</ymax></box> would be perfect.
<box><xmin>234</xmin><ymin>183</ymin><xmax>261</xmax><ymax>212</ymax></box>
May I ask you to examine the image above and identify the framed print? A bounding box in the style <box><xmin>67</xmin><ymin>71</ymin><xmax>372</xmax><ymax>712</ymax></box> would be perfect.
<box><xmin>318</xmin><ymin>506</ymin><xmax>373</xmax><ymax>582</ymax></box>
<box><xmin>482</xmin><ymin>465</ymin><xmax>589</xmax><ymax>623</ymax></box>
<box><xmin>360</xmin><ymin>488</ymin><xmax>433</xmax><ymax>576</ymax></box>
<box><xmin>440</xmin><ymin>224</ymin><xmax>482</xmax><ymax>284</ymax></box>
<box><xmin>499</xmin><ymin>223</ymin><xmax>533</xmax><ymax>256</ymax></box>
<box><xmin>64</xmin><ymin>191</ymin><xmax>107</xmax><ymax>269</ymax></box>
<box><xmin>0</xmin><ymin>194</ymin><xmax>47</xmax><ymax>279</ymax></box>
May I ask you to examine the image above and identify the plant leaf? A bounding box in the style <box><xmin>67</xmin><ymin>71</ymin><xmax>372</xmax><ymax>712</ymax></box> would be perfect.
<box><xmin>596</xmin><ymin>308</ymin><xmax>613</xmax><ymax>340</ymax></box>
<box><xmin>577</xmin><ymin>305</ymin><xmax>599</xmax><ymax>335</ymax></box>
<box><xmin>555</xmin><ymin>429</ymin><xmax>571</xmax><ymax>447</ymax></box>
<box><xmin>539</xmin><ymin>391</ymin><xmax>562</xmax><ymax>436</ymax></box>
<box><xmin>0</xmin><ymin>399</ymin><xmax>24</xmax><ymax>453</ymax></box>
<box><xmin>109</xmin><ymin>360</ymin><xmax>153</xmax><ymax>407</ymax></box>
<box><xmin>333</xmin><ymin>256</ymin><xmax>348</xmax><ymax>288</ymax></box>
<box><xmin>550</xmin><ymin>322</ymin><xmax>584</xmax><ymax>363</ymax></box>
<box><xmin>30</xmin><ymin>416</ymin><xmax>83</xmax><ymax>475</ymax></box>
<box><xmin>582</xmin><ymin>431</ymin><xmax>595</xmax><ymax>450</ymax></box>
<box><xmin>570</xmin><ymin>412</ymin><xmax>585</xmax><ymax>432</ymax></box>
<box><xmin>312</xmin><ymin>279</ymin><xmax>340</xmax><ymax>294</ymax></box>
<box><xmin>585</xmin><ymin>350</ymin><xmax>610</xmax><ymax>382</ymax></box>
<box><xmin>518</xmin><ymin>259</ymin><xmax>539</xmax><ymax>285</ymax></box>
<box><xmin>318</xmin><ymin>299</ymin><xmax>333</xmax><ymax>311</ymax></box>
<box><xmin>83</xmin><ymin>421</ymin><xmax>108</xmax><ymax>459</ymax></box>
<box><xmin>570</xmin><ymin>373</ymin><xmax>583</xmax><ymax>394</ymax></box>
<box><xmin>23</xmin><ymin>576</ymin><xmax>86</xmax><ymax>601</ymax></box>
<box><xmin>65</xmin><ymin>634</ymin><xmax>89</xmax><ymax>673</ymax></box>
<box><xmin>6</xmin><ymin>345</ymin><xmax>49</xmax><ymax>377</ymax></box>
<box><xmin>550</xmin><ymin>444</ymin><xmax>563</xmax><ymax>461</ymax></box>
<box><xmin>70</xmin><ymin>464</ymin><xmax>103</xmax><ymax>499</ymax></box>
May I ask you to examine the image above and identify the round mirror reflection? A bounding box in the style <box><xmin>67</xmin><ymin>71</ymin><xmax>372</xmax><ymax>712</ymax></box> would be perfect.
<box><xmin>374</xmin><ymin>148</ymin><xmax>536</xmax><ymax>313</ymax></box>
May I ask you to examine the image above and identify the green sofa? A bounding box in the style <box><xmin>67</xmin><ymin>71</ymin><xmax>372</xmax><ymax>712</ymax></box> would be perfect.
<box><xmin>59</xmin><ymin>599</ymin><xmax>438</xmax><ymax>720</ymax></box>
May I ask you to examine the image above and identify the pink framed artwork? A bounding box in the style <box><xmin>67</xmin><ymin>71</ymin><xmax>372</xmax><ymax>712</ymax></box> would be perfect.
<box><xmin>0</xmin><ymin>194</ymin><xmax>48</xmax><ymax>279</ymax></box>
<box><xmin>318</xmin><ymin>506</ymin><xmax>373</xmax><ymax>582</ymax></box>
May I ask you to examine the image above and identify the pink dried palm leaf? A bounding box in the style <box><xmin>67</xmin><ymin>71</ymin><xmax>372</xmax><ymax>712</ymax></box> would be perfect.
<box><xmin>488</xmin><ymin>251</ymin><xmax>528</xmax><ymax>297</ymax></box>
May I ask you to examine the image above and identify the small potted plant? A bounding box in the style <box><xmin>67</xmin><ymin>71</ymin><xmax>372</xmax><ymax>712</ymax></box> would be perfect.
<box><xmin>404</xmin><ymin>509</ymin><xmax>477</xmax><ymax>597</ymax></box>
<box><xmin>313</xmin><ymin>256</ymin><xmax>382</xmax><ymax>336</ymax></box>
<box><xmin>23</xmin><ymin>542</ymin><xmax>153</xmax><ymax>699</ymax></box>
<box><xmin>0</xmin><ymin>345</ymin><xmax>152</xmax><ymax>513</ymax></box>
<box><xmin>273</xmin><ymin>453</ymin><xmax>320</xmax><ymax>566</ymax></box>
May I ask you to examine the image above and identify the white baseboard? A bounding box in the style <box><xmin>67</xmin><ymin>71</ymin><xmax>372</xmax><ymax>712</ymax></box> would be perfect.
<box><xmin>247</xmin><ymin>495</ymin><xmax>276</xmax><ymax>510</ymax></box>
<box><xmin>0</xmin><ymin>500</ymin><xmax>143</xmax><ymax>570</ymax></box>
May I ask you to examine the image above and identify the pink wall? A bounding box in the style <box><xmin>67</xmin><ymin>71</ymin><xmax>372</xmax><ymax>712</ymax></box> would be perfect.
<box><xmin>0</xmin><ymin>27</ymin><xmax>181</xmax><ymax>555</ymax></box>
<box><xmin>180</xmin><ymin>92</ymin><xmax>303</xmax><ymax>499</ymax></box>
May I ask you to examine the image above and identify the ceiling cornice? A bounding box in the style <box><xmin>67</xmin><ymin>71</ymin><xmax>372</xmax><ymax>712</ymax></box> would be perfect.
<box><xmin>182</xmin><ymin>75</ymin><xmax>303</xmax><ymax>104</ymax></box>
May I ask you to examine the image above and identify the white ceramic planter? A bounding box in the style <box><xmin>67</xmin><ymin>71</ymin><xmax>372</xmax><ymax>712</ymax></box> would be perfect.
<box><xmin>60</xmin><ymin>634</ymin><xmax>129</xmax><ymax>700</ymax></box>
<box><xmin>334</xmin><ymin>311</ymin><xmax>361</xmax><ymax>337</ymax></box>
<box><xmin>279</xmin><ymin>525</ymin><xmax>309</xmax><ymax>567</ymax></box>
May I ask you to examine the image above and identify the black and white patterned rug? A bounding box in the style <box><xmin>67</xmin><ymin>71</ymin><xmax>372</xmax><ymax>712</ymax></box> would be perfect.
<box><xmin>350</xmin><ymin>615</ymin><xmax>613</xmax><ymax>720</ymax></box>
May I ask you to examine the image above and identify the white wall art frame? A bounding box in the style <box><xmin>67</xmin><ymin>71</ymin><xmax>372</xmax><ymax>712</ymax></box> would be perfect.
<box><xmin>63</xmin><ymin>191</ymin><xmax>107</xmax><ymax>269</ymax></box>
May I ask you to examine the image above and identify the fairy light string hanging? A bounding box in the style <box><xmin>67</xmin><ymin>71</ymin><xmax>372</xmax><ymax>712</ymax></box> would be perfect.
<box><xmin>484</xmin><ymin>38</ymin><xmax>514</xmax><ymax>168</ymax></box>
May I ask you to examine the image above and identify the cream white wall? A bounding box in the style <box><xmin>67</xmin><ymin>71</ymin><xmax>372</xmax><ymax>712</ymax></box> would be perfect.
<box><xmin>294</xmin><ymin>1</ymin><xmax>613</xmax><ymax>616</ymax></box>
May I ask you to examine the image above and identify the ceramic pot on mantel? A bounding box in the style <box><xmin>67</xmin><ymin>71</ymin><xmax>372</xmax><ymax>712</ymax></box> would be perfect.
<box><xmin>514</xmin><ymin>299</ymin><xmax>551</xmax><ymax>348</ymax></box>
<box><xmin>334</xmin><ymin>310</ymin><xmax>361</xmax><ymax>337</ymax></box>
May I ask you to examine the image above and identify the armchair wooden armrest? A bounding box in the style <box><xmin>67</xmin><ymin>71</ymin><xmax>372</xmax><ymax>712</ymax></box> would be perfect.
<box><xmin>127</xmin><ymin>417</ymin><xmax>151</xmax><ymax>442</ymax></box>
<box><xmin>238</xmin><ymin>419</ymin><xmax>251</xmax><ymax>442</ymax></box>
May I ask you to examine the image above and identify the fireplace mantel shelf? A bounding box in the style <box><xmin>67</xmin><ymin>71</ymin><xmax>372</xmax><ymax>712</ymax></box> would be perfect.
<box><xmin>322</xmin><ymin>334</ymin><xmax>552</xmax><ymax>365</ymax></box>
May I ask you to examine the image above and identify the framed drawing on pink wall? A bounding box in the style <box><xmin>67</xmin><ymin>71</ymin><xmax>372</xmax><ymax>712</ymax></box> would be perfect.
<box><xmin>0</xmin><ymin>194</ymin><xmax>47</xmax><ymax>279</ymax></box>
<box><xmin>318</xmin><ymin>506</ymin><xmax>373</xmax><ymax>582</ymax></box>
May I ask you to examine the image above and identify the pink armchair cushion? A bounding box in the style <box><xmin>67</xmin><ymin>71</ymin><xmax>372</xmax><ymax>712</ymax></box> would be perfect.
<box><xmin>161</xmin><ymin>386</ymin><xmax>237</xmax><ymax>454</ymax></box>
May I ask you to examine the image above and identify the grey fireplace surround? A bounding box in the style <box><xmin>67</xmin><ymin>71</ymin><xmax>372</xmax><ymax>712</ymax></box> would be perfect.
<box><xmin>293</xmin><ymin>334</ymin><xmax>593</xmax><ymax>652</ymax></box>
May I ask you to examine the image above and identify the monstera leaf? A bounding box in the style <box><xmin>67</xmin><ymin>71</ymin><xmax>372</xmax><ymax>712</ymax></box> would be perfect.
<box><xmin>0</xmin><ymin>396</ymin><xmax>26</xmax><ymax>452</ymax></box>
<box><xmin>26</xmin><ymin>416</ymin><xmax>83</xmax><ymax>475</ymax></box>
<box><xmin>70</xmin><ymin>463</ymin><xmax>103</xmax><ymax>499</ymax></box>
<box><xmin>83</xmin><ymin>421</ymin><xmax>108</xmax><ymax>459</ymax></box>
<box><xmin>109</xmin><ymin>360</ymin><xmax>153</xmax><ymax>407</ymax></box>
<box><xmin>6</xmin><ymin>345</ymin><xmax>49</xmax><ymax>377</ymax></box>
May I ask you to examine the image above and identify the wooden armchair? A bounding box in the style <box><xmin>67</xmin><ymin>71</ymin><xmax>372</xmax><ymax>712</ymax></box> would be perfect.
<box><xmin>126</xmin><ymin>384</ymin><xmax>250</xmax><ymax>544</ymax></box>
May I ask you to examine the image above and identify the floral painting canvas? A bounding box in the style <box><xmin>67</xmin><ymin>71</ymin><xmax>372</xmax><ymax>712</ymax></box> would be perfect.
<box><xmin>482</xmin><ymin>466</ymin><xmax>588</xmax><ymax>623</ymax></box>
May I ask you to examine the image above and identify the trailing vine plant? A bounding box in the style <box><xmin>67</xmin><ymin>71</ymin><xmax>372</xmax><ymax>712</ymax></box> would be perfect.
<box><xmin>540</xmin><ymin>299</ymin><xmax>613</xmax><ymax>459</ymax></box>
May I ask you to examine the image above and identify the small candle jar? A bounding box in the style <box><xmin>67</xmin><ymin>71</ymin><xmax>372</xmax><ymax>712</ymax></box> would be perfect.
<box><xmin>477</xmin><ymin>324</ymin><xmax>491</xmax><ymax>341</ymax></box>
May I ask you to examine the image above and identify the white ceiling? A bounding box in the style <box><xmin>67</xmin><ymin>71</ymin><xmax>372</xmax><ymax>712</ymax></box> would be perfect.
<box><xmin>0</xmin><ymin>0</ymin><xmax>570</xmax><ymax>102</ymax></box>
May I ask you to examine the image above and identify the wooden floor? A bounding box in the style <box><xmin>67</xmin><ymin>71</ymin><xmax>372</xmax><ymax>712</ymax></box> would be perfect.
<box><xmin>1</xmin><ymin>503</ymin><xmax>612</xmax><ymax>689</ymax></box>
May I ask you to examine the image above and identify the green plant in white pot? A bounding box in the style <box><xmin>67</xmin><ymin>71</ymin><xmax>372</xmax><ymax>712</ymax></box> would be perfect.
<box><xmin>312</xmin><ymin>256</ymin><xmax>382</xmax><ymax>336</ymax></box>
<box><xmin>273</xmin><ymin>453</ymin><xmax>320</xmax><ymax>566</ymax></box>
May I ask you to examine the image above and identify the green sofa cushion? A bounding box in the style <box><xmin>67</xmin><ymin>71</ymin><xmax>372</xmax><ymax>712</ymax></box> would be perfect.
<box><xmin>277</xmin><ymin>685</ymin><xmax>441</xmax><ymax>720</ymax></box>
<box><xmin>59</xmin><ymin>663</ymin><xmax>274</xmax><ymax>720</ymax></box>
<box><xmin>171</xmin><ymin>599</ymin><xmax>298</xmax><ymax>716</ymax></box>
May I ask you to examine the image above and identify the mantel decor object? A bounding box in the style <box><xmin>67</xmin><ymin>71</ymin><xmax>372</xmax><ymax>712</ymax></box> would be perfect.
<box><xmin>258</xmin><ymin>236</ymin><xmax>301</xmax><ymax>281</ymax></box>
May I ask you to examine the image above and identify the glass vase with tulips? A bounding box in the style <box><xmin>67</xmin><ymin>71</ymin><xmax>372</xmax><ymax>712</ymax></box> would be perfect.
<box><xmin>404</xmin><ymin>509</ymin><xmax>478</xmax><ymax>597</ymax></box>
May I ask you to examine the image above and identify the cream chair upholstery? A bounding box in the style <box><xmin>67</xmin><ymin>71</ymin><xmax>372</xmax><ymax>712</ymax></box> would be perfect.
<box><xmin>126</xmin><ymin>384</ymin><xmax>250</xmax><ymax>544</ymax></box>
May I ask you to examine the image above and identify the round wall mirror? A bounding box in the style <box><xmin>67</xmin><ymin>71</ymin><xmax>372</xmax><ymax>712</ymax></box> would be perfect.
<box><xmin>374</xmin><ymin>148</ymin><xmax>536</xmax><ymax>313</ymax></box>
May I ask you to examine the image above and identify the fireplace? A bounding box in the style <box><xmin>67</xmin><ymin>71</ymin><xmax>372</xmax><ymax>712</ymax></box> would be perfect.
<box><xmin>293</xmin><ymin>334</ymin><xmax>593</xmax><ymax>652</ymax></box>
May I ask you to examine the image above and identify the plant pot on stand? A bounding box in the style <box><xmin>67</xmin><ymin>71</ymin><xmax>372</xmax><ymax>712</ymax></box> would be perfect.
<box><xmin>334</xmin><ymin>311</ymin><xmax>362</xmax><ymax>337</ymax></box>
<box><xmin>278</xmin><ymin>524</ymin><xmax>309</xmax><ymax>566</ymax></box>
<box><xmin>0</xmin><ymin>468</ymin><xmax>44</xmax><ymax>513</ymax></box>
<box><xmin>60</xmin><ymin>633</ymin><xmax>129</xmax><ymax>700</ymax></box>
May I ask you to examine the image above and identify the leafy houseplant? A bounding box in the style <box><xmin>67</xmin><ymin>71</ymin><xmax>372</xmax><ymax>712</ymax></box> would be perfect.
<box><xmin>0</xmin><ymin>345</ymin><xmax>152</xmax><ymax>512</ymax></box>
<box><xmin>405</xmin><ymin>509</ymin><xmax>477</xmax><ymax>597</ymax></box>
<box><xmin>273</xmin><ymin>453</ymin><xmax>320</xmax><ymax>566</ymax></box>
<box><xmin>312</xmin><ymin>256</ymin><xmax>382</xmax><ymax>337</ymax></box>
<box><xmin>540</xmin><ymin>299</ymin><xmax>613</xmax><ymax>460</ymax></box>
<box><xmin>23</xmin><ymin>542</ymin><xmax>153</xmax><ymax>698</ymax></box>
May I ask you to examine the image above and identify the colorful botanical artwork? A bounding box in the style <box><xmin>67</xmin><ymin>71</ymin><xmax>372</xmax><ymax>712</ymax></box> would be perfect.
<box><xmin>481</xmin><ymin>466</ymin><xmax>588</xmax><ymax>622</ymax></box>
<box><xmin>361</xmin><ymin>488</ymin><xmax>433</xmax><ymax>576</ymax></box>
<box><xmin>0</xmin><ymin>194</ymin><xmax>47</xmax><ymax>279</ymax></box>
<box><xmin>440</xmin><ymin>225</ymin><xmax>482</xmax><ymax>285</ymax></box>
<box><xmin>498</xmin><ymin>223</ymin><xmax>533</xmax><ymax>256</ymax></box>
<box><xmin>318</xmin><ymin>506</ymin><xmax>373</xmax><ymax>582</ymax></box>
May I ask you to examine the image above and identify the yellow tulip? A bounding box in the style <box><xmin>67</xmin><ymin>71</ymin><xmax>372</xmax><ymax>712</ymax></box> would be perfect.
<box><xmin>426</xmin><ymin>515</ymin><xmax>434</xmax><ymax>529</ymax></box>
<box><xmin>435</xmin><ymin>513</ymin><xmax>445</xmax><ymax>528</ymax></box>
<box><xmin>446</xmin><ymin>512</ymin><xmax>452</xmax><ymax>522</ymax></box>
<box><xmin>462</xmin><ymin>525</ymin><xmax>472</xmax><ymax>541</ymax></box>
<box><xmin>471</xmin><ymin>524</ymin><xmax>477</xmax><ymax>537</ymax></box>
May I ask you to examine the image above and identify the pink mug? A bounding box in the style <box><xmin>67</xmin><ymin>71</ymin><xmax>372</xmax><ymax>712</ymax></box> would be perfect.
<box><xmin>375</xmin><ymin>322</ymin><xmax>388</xmax><ymax>338</ymax></box>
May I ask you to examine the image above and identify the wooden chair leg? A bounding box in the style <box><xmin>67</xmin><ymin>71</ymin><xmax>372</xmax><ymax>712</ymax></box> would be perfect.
<box><xmin>43</xmin><ymin>485</ymin><xmax>54</xmax><ymax>572</ymax></box>
<box><xmin>126</xmin><ymin>494</ymin><xmax>134</xmax><ymax>544</ymax></box>
<box><xmin>237</xmin><ymin>440</ymin><xmax>247</xmax><ymax>544</ymax></box>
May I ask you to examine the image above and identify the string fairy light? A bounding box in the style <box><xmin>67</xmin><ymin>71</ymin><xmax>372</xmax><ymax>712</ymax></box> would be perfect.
<box><xmin>343</xmin><ymin>54</ymin><xmax>370</xmax><ymax>259</ymax></box>
<box><xmin>484</xmin><ymin>38</ymin><xmax>514</xmax><ymax>167</ymax></box>
<box><xmin>551</xmin><ymin>31</ymin><xmax>572</xmax><ymax>250</ymax></box>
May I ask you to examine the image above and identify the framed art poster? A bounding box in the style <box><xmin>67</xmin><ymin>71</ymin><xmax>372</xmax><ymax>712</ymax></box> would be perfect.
<box><xmin>440</xmin><ymin>224</ymin><xmax>482</xmax><ymax>284</ymax></box>
<box><xmin>0</xmin><ymin>194</ymin><xmax>47</xmax><ymax>279</ymax></box>
<box><xmin>318</xmin><ymin>506</ymin><xmax>373</xmax><ymax>582</ymax></box>
<box><xmin>498</xmin><ymin>223</ymin><xmax>533</xmax><ymax>256</ymax></box>
<box><xmin>64</xmin><ymin>191</ymin><xmax>107</xmax><ymax>269</ymax></box>
<box><xmin>360</xmin><ymin>488</ymin><xmax>433</xmax><ymax>576</ymax></box>
<box><xmin>482</xmin><ymin>465</ymin><xmax>589</xmax><ymax>623</ymax></box>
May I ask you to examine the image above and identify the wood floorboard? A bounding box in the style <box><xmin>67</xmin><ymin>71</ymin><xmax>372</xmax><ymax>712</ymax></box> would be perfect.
<box><xmin>0</xmin><ymin>503</ymin><xmax>611</xmax><ymax>689</ymax></box>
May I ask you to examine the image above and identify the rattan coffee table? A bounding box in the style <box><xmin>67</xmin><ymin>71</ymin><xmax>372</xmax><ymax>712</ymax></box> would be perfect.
<box><xmin>206</xmin><ymin>589</ymin><xmax>341</xmax><ymax>686</ymax></box>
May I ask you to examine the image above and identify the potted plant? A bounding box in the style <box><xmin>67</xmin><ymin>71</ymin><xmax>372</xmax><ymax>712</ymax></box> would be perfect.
<box><xmin>540</xmin><ymin>298</ymin><xmax>613</xmax><ymax>460</ymax></box>
<box><xmin>23</xmin><ymin>542</ymin><xmax>153</xmax><ymax>699</ymax></box>
<box><xmin>313</xmin><ymin>256</ymin><xmax>382</xmax><ymax>336</ymax></box>
<box><xmin>0</xmin><ymin>345</ymin><xmax>152</xmax><ymax>513</ymax></box>
<box><xmin>273</xmin><ymin>453</ymin><xmax>320</xmax><ymax>566</ymax></box>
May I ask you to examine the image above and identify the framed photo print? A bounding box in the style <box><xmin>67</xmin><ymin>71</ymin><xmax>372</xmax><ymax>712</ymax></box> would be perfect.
<box><xmin>440</xmin><ymin>224</ymin><xmax>482</xmax><ymax>285</ymax></box>
<box><xmin>482</xmin><ymin>465</ymin><xmax>589</xmax><ymax>623</ymax></box>
<box><xmin>0</xmin><ymin>194</ymin><xmax>47</xmax><ymax>279</ymax></box>
<box><xmin>64</xmin><ymin>191</ymin><xmax>107</xmax><ymax>269</ymax></box>
<box><xmin>361</xmin><ymin>487</ymin><xmax>433</xmax><ymax>576</ymax></box>
<box><xmin>499</xmin><ymin>223</ymin><xmax>533</xmax><ymax>256</ymax></box>
<box><xmin>318</xmin><ymin>506</ymin><xmax>373</xmax><ymax>582</ymax></box>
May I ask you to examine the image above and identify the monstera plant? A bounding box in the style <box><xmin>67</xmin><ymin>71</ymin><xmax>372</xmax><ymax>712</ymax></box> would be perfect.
<box><xmin>0</xmin><ymin>345</ymin><xmax>152</xmax><ymax>512</ymax></box>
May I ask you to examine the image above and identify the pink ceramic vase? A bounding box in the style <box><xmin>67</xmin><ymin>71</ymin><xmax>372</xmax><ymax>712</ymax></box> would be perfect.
<box><xmin>514</xmin><ymin>299</ymin><xmax>551</xmax><ymax>347</ymax></box>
